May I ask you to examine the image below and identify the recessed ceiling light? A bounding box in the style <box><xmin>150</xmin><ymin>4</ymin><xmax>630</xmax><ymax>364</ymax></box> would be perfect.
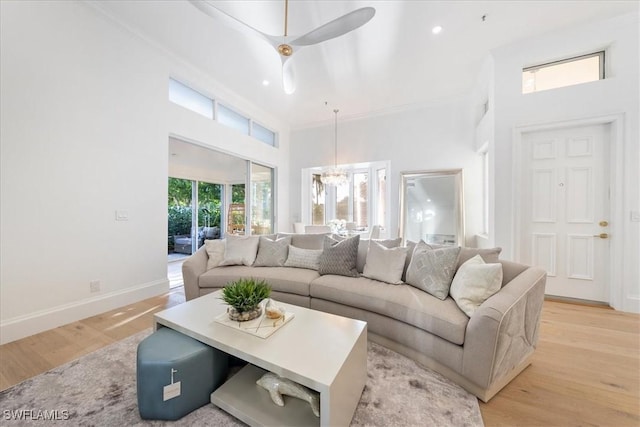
<box><xmin>262</xmin><ymin>80</ymin><xmax>270</xmax><ymax>86</ymax></box>
<box><xmin>432</xmin><ymin>26</ymin><xmax>442</xmax><ymax>35</ymax></box>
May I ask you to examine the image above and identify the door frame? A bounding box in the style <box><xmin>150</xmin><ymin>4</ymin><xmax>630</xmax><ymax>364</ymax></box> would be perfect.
<box><xmin>512</xmin><ymin>114</ymin><xmax>625</xmax><ymax>309</ymax></box>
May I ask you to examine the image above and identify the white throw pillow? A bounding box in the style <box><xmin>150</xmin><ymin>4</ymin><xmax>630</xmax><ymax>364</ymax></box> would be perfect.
<box><xmin>450</xmin><ymin>254</ymin><xmax>503</xmax><ymax>317</ymax></box>
<box><xmin>205</xmin><ymin>239</ymin><xmax>225</xmax><ymax>270</ymax></box>
<box><xmin>362</xmin><ymin>241</ymin><xmax>407</xmax><ymax>285</ymax></box>
<box><xmin>284</xmin><ymin>245</ymin><xmax>323</xmax><ymax>271</ymax></box>
<box><xmin>356</xmin><ymin>237</ymin><xmax>402</xmax><ymax>273</ymax></box>
<box><xmin>219</xmin><ymin>235</ymin><xmax>259</xmax><ymax>266</ymax></box>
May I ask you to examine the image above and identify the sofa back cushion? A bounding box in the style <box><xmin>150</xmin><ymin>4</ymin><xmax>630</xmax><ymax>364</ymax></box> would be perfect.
<box><xmin>457</xmin><ymin>247</ymin><xmax>502</xmax><ymax>270</ymax></box>
<box><xmin>278</xmin><ymin>233</ymin><xmax>328</xmax><ymax>250</ymax></box>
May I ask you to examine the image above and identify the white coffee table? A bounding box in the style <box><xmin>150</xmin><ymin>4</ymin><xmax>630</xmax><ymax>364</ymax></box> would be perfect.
<box><xmin>153</xmin><ymin>290</ymin><xmax>367</xmax><ymax>427</ymax></box>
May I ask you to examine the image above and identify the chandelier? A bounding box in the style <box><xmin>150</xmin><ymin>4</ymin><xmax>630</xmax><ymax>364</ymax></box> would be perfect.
<box><xmin>321</xmin><ymin>109</ymin><xmax>348</xmax><ymax>186</ymax></box>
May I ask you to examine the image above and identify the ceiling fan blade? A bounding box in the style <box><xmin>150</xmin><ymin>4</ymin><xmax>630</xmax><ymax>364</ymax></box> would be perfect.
<box><xmin>290</xmin><ymin>7</ymin><xmax>375</xmax><ymax>47</ymax></box>
<box><xmin>188</xmin><ymin>0</ymin><xmax>279</xmax><ymax>46</ymax></box>
<box><xmin>282</xmin><ymin>57</ymin><xmax>296</xmax><ymax>95</ymax></box>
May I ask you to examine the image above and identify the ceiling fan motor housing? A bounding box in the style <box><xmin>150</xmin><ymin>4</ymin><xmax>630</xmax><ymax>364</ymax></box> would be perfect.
<box><xmin>278</xmin><ymin>44</ymin><xmax>293</xmax><ymax>56</ymax></box>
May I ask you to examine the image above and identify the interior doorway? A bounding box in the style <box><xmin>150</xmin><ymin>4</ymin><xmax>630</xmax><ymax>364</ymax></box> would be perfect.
<box><xmin>517</xmin><ymin>123</ymin><xmax>611</xmax><ymax>303</ymax></box>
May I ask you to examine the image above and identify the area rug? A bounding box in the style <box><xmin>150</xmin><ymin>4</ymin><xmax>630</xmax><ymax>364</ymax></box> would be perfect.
<box><xmin>0</xmin><ymin>329</ymin><xmax>483</xmax><ymax>426</ymax></box>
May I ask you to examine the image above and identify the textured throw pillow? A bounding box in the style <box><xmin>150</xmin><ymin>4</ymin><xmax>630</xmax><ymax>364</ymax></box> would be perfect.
<box><xmin>253</xmin><ymin>235</ymin><xmax>291</xmax><ymax>267</ymax></box>
<box><xmin>362</xmin><ymin>241</ymin><xmax>408</xmax><ymax>284</ymax></box>
<box><xmin>284</xmin><ymin>245</ymin><xmax>323</xmax><ymax>270</ymax></box>
<box><xmin>405</xmin><ymin>241</ymin><xmax>461</xmax><ymax>300</ymax></box>
<box><xmin>318</xmin><ymin>235</ymin><xmax>360</xmax><ymax>277</ymax></box>
<box><xmin>205</xmin><ymin>239</ymin><xmax>225</xmax><ymax>270</ymax></box>
<box><xmin>356</xmin><ymin>238</ymin><xmax>402</xmax><ymax>273</ymax></box>
<box><xmin>219</xmin><ymin>235</ymin><xmax>259</xmax><ymax>266</ymax></box>
<box><xmin>450</xmin><ymin>254</ymin><xmax>503</xmax><ymax>317</ymax></box>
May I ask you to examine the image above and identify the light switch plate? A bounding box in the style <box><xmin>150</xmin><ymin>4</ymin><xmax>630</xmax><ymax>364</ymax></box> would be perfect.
<box><xmin>115</xmin><ymin>210</ymin><xmax>129</xmax><ymax>221</ymax></box>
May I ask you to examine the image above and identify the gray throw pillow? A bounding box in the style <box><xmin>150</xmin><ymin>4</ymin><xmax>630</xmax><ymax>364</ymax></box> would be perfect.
<box><xmin>284</xmin><ymin>245</ymin><xmax>323</xmax><ymax>270</ymax></box>
<box><xmin>318</xmin><ymin>235</ymin><xmax>360</xmax><ymax>277</ymax></box>
<box><xmin>405</xmin><ymin>241</ymin><xmax>461</xmax><ymax>300</ymax></box>
<box><xmin>253</xmin><ymin>235</ymin><xmax>291</xmax><ymax>267</ymax></box>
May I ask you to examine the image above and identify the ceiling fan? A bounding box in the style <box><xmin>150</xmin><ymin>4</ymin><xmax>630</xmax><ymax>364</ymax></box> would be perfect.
<box><xmin>188</xmin><ymin>0</ymin><xmax>376</xmax><ymax>94</ymax></box>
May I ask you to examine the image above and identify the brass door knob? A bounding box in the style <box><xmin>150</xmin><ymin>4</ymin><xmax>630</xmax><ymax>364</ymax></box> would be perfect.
<box><xmin>599</xmin><ymin>221</ymin><xmax>609</xmax><ymax>227</ymax></box>
<box><xmin>593</xmin><ymin>233</ymin><xmax>609</xmax><ymax>239</ymax></box>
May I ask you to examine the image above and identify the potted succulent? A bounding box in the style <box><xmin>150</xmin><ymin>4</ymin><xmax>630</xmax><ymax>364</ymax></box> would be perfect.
<box><xmin>221</xmin><ymin>278</ymin><xmax>271</xmax><ymax>322</ymax></box>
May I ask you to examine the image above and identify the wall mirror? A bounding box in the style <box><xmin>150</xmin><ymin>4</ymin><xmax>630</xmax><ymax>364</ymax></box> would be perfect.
<box><xmin>399</xmin><ymin>169</ymin><xmax>464</xmax><ymax>246</ymax></box>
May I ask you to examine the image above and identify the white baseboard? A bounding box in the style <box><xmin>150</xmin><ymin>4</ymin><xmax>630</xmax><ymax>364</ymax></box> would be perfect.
<box><xmin>624</xmin><ymin>294</ymin><xmax>640</xmax><ymax>314</ymax></box>
<box><xmin>0</xmin><ymin>279</ymin><xmax>169</xmax><ymax>345</ymax></box>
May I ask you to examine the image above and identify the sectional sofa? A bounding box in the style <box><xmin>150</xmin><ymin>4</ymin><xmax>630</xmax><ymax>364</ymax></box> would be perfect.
<box><xmin>182</xmin><ymin>233</ymin><xmax>546</xmax><ymax>402</ymax></box>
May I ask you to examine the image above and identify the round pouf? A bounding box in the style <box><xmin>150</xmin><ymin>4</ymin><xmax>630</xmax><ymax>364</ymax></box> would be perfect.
<box><xmin>136</xmin><ymin>327</ymin><xmax>229</xmax><ymax>420</ymax></box>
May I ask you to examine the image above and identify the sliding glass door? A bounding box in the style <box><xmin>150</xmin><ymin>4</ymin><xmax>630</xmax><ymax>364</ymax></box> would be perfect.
<box><xmin>168</xmin><ymin>177</ymin><xmax>223</xmax><ymax>256</ymax></box>
<box><xmin>250</xmin><ymin>163</ymin><xmax>274</xmax><ymax>235</ymax></box>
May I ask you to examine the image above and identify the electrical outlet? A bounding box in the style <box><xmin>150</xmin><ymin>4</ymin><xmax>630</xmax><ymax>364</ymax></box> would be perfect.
<box><xmin>631</xmin><ymin>211</ymin><xmax>640</xmax><ymax>222</ymax></box>
<box><xmin>90</xmin><ymin>280</ymin><xmax>100</xmax><ymax>293</ymax></box>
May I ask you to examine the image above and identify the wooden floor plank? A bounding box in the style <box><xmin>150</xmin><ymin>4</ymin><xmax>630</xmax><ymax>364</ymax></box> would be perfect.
<box><xmin>0</xmin><ymin>290</ymin><xmax>638</xmax><ymax>426</ymax></box>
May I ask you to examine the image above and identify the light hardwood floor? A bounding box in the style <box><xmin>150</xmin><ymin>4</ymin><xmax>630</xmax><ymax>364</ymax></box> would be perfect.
<box><xmin>1</xmin><ymin>289</ymin><xmax>638</xmax><ymax>426</ymax></box>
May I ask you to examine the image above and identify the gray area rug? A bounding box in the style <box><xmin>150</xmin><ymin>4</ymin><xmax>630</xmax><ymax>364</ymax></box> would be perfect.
<box><xmin>0</xmin><ymin>329</ymin><xmax>483</xmax><ymax>426</ymax></box>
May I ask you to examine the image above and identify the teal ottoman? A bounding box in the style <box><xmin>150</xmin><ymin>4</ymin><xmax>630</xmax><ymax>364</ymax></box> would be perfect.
<box><xmin>136</xmin><ymin>327</ymin><xmax>229</xmax><ymax>420</ymax></box>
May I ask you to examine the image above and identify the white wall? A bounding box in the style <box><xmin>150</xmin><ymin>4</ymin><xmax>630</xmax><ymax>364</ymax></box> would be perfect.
<box><xmin>289</xmin><ymin>97</ymin><xmax>481</xmax><ymax>244</ymax></box>
<box><xmin>0</xmin><ymin>1</ymin><xmax>291</xmax><ymax>343</ymax></box>
<box><xmin>490</xmin><ymin>12</ymin><xmax>639</xmax><ymax>312</ymax></box>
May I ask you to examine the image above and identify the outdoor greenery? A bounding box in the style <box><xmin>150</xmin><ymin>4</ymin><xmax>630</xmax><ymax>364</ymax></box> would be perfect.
<box><xmin>168</xmin><ymin>178</ymin><xmax>229</xmax><ymax>251</ymax></box>
<box><xmin>221</xmin><ymin>278</ymin><xmax>271</xmax><ymax>312</ymax></box>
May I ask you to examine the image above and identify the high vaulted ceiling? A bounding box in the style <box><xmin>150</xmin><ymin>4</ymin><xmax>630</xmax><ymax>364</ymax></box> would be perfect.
<box><xmin>94</xmin><ymin>1</ymin><xmax>638</xmax><ymax>129</ymax></box>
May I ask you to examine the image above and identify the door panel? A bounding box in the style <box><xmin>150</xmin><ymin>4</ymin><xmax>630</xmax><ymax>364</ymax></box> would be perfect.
<box><xmin>520</xmin><ymin>124</ymin><xmax>610</xmax><ymax>302</ymax></box>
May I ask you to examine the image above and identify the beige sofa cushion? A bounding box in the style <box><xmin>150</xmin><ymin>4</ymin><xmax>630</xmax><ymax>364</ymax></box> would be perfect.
<box><xmin>199</xmin><ymin>266</ymin><xmax>318</xmax><ymax>296</ymax></box>
<box><xmin>278</xmin><ymin>233</ymin><xmax>327</xmax><ymax>250</ymax></box>
<box><xmin>310</xmin><ymin>275</ymin><xmax>469</xmax><ymax>345</ymax></box>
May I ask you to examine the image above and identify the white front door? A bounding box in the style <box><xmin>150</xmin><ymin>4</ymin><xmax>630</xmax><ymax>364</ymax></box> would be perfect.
<box><xmin>519</xmin><ymin>124</ymin><xmax>610</xmax><ymax>303</ymax></box>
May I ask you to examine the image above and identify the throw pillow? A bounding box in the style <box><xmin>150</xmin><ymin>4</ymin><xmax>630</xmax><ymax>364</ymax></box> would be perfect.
<box><xmin>219</xmin><ymin>235</ymin><xmax>259</xmax><ymax>266</ymax></box>
<box><xmin>405</xmin><ymin>241</ymin><xmax>461</xmax><ymax>300</ymax></box>
<box><xmin>253</xmin><ymin>235</ymin><xmax>291</xmax><ymax>267</ymax></box>
<box><xmin>284</xmin><ymin>245</ymin><xmax>323</xmax><ymax>270</ymax></box>
<box><xmin>318</xmin><ymin>235</ymin><xmax>360</xmax><ymax>277</ymax></box>
<box><xmin>450</xmin><ymin>254</ymin><xmax>503</xmax><ymax>317</ymax></box>
<box><xmin>205</xmin><ymin>239</ymin><xmax>225</xmax><ymax>270</ymax></box>
<box><xmin>356</xmin><ymin>237</ymin><xmax>402</xmax><ymax>273</ymax></box>
<box><xmin>362</xmin><ymin>241</ymin><xmax>408</xmax><ymax>284</ymax></box>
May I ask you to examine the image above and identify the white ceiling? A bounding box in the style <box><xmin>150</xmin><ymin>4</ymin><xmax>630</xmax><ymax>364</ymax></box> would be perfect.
<box><xmin>95</xmin><ymin>0</ymin><xmax>638</xmax><ymax>129</ymax></box>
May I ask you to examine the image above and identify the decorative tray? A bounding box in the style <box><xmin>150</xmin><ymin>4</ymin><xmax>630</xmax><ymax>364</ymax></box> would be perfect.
<box><xmin>214</xmin><ymin>304</ymin><xmax>294</xmax><ymax>339</ymax></box>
